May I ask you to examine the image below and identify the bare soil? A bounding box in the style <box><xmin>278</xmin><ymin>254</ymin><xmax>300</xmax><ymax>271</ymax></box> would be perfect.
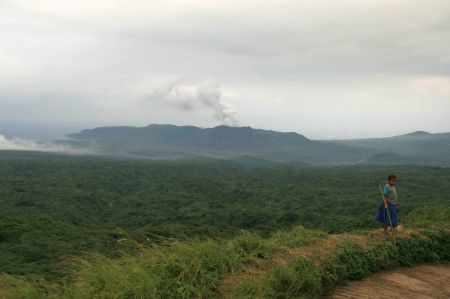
<box><xmin>329</xmin><ymin>264</ymin><xmax>450</xmax><ymax>299</ymax></box>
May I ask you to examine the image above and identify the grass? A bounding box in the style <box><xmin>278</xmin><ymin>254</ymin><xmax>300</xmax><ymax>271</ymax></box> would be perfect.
<box><xmin>0</xmin><ymin>224</ymin><xmax>449</xmax><ymax>299</ymax></box>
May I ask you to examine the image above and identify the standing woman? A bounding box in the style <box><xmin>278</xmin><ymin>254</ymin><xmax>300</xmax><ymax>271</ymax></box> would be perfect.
<box><xmin>376</xmin><ymin>175</ymin><xmax>399</xmax><ymax>237</ymax></box>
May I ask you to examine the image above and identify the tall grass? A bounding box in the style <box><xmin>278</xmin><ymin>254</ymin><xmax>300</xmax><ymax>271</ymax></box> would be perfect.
<box><xmin>67</xmin><ymin>239</ymin><xmax>244</xmax><ymax>298</ymax></box>
<box><xmin>1</xmin><ymin>227</ymin><xmax>449</xmax><ymax>299</ymax></box>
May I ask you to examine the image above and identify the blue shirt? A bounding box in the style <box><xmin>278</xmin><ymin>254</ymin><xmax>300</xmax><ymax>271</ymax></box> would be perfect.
<box><xmin>384</xmin><ymin>184</ymin><xmax>398</xmax><ymax>205</ymax></box>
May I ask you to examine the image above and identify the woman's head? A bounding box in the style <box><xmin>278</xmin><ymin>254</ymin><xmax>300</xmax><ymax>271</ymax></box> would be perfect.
<box><xmin>387</xmin><ymin>174</ymin><xmax>397</xmax><ymax>185</ymax></box>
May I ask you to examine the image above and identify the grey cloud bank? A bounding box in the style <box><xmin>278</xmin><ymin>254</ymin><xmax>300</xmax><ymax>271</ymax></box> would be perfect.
<box><xmin>1</xmin><ymin>0</ymin><xmax>449</xmax><ymax>139</ymax></box>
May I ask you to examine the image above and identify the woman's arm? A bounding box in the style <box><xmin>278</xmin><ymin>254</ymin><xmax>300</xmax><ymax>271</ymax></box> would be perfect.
<box><xmin>383</xmin><ymin>185</ymin><xmax>390</xmax><ymax>208</ymax></box>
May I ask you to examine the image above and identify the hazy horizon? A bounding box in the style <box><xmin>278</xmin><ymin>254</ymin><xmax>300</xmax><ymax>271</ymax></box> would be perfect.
<box><xmin>0</xmin><ymin>120</ymin><xmax>447</xmax><ymax>142</ymax></box>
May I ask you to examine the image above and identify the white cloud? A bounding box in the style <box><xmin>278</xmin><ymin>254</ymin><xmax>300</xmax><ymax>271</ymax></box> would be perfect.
<box><xmin>0</xmin><ymin>134</ymin><xmax>38</xmax><ymax>151</ymax></box>
<box><xmin>0</xmin><ymin>134</ymin><xmax>91</xmax><ymax>154</ymax></box>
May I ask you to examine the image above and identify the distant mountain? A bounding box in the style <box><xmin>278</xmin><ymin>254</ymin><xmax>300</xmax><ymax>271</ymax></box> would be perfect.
<box><xmin>328</xmin><ymin>131</ymin><xmax>450</xmax><ymax>166</ymax></box>
<box><xmin>67</xmin><ymin>124</ymin><xmax>369</xmax><ymax>165</ymax></box>
<box><xmin>66</xmin><ymin>124</ymin><xmax>450</xmax><ymax>166</ymax></box>
<box><xmin>364</xmin><ymin>153</ymin><xmax>442</xmax><ymax>166</ymax></box>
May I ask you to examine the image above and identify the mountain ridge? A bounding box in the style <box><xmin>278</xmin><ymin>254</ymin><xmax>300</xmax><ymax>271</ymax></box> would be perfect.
<box><xmin>66</xmin><ymin>124</ymin><xmax>450</xmax><ymax>166</ymax></box>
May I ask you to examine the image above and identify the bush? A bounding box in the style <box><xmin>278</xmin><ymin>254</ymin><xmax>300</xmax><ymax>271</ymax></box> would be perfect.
<box><xmin>291</xmin><ymin>258</ymin><xmax>322</xmax><ymax>297</ymax></box>
<box><xmin>397</xmin><ymin>231</ymin><xmax>450</xmax><ymax>266</ymax></box>
<box><xmin>424</xmin><ymin>230</ymin><xmax>450</xmax><ymax>260</ymax></box>
<box><xmin>232</xmin><ymin>231</ymin><xmax>275</xmax><ymax>260</ymax></box>
<box><xmin>364</xmin><ymin>241</ymin><xmax>398</xmax><ymax>272</ymax></box>
<box><xmin>266</xmin><ymin>230</ymin><xmax>450</xmax><ymax>298</ymax></box>
<box><xmin>269</xmin><ymin>265</ymin><xmax>303</xmax><ymax>299</ymax></box>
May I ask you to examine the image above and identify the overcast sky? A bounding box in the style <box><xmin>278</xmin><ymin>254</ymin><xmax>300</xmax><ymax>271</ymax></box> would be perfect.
<box><xmin>1</xmin><ymin>0</ymin><xmax>449</xmax><ymax>139</ymax></box>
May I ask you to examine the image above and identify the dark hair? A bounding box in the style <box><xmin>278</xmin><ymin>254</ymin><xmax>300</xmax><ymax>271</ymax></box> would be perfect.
<box><xmin>387</xmin><ymin>174</ymin><xmax>397</xmax><ymax>181</ymax></box>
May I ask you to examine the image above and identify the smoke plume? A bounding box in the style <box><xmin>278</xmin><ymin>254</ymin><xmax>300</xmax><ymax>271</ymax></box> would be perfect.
<box><xmin>147</xmin><ymin>80</ymin><xmax>239</xmax><ymax>126</ymax></box>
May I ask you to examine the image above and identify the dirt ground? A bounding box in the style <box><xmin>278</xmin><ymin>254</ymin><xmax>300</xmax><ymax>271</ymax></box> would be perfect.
<box><xmin>329</xmin><ymin>264</ymin><xmax>450</xmax><ymax>299</ymax></box>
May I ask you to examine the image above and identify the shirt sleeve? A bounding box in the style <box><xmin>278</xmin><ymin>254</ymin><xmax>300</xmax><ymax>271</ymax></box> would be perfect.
<box><xmin>383</xmin><ymin>185</ymin><xmax>390</xmax><ymax>197</ymax></box>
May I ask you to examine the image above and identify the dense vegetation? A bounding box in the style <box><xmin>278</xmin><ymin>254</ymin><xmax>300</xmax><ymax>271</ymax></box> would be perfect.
<box><xmin>1</xmin><ymin>223</ymin><xmax>449</xmax><ymax>298</ymax></box>
<box><xmin>0</xmin><ymin>150</ymin><xmax>449</xmax><ymax>298</ymax></box>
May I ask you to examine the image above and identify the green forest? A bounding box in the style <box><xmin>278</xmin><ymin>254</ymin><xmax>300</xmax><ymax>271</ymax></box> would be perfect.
<box><xmin>0</xmin><ymin>150</ymin><xmax>449</xmax><ymax>298</ymax></box>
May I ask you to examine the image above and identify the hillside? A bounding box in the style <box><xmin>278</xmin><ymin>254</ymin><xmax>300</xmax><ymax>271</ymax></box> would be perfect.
<box><xmin>329</xmin><ymin>130</ymin><xmax>450</xmax><ymax>166</ymax></box>
<box><xmin>65</xmin><ymin>124</ymin><xmax>450</xmax><ymax>166</ymax></box>
<box><xmin>1</xmin><ymin>152</ymin><xmax>450</xmax><ymax>279</ymax></box>
<box><xmin>1</xmin><ymin>221</ymin><xmax>449</xmax><ymax>298</ymax></box>
<box><xmin>1</xmin><ymin>152</ymin><xmax>450</xmax><ymax>298</ymax></box>
<box><xmin>66</xmin><ymin>124</ymin><xmax>369</xmax><ymax>164</ymax></box>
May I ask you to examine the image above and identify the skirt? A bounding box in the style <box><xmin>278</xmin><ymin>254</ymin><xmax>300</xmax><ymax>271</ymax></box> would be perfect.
<box><xmin>375</xmin><ymin>202</ymin><xmax>398</xmax><ymax>227</ymax></box>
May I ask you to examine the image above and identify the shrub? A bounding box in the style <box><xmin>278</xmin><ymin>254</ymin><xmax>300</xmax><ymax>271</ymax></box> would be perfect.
<box><xmin>269</xmin><ymin>265</ymin><xmax>303</xmax><ymax>299</ymax></box>
<box><xmin>291</xmin><ymin>258</ymin><xmax>322</xmax><ymax>297</ymax></box>
<box><xmin>364</xmin><ymin>241</ymin><xmax>398</xmax><ymax>272</ymax></box>
<box><xmin>232</xmin><ymin>231</ymin><xmax>275</xmax><ymax>260</ymax></box>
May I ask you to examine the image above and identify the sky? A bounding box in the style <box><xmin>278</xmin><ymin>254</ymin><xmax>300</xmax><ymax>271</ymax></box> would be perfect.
<box><xmin>1</xmin><ymin>0</ymin><xmax>450</xmax><ymax>139</ymax></box>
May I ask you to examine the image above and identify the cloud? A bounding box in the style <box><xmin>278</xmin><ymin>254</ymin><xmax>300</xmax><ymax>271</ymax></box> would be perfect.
<box><xmin>0</xmin><ymin>134</ymin><xmax>37</xmax><ymax>151</ymax></box>
<box><xmin>0</xmin><ymin>134</ymin><xmax>91</xmax><ymax>154</ymax></box>
<box><xmin>1</xmin><ymin>0</ymin><xmax>450</xmax><ymax>137</ymax></box>
<box><xmin>147</xmin><ymin>80</ymin><xmax>239</xmax><ymax>126</ymax></box>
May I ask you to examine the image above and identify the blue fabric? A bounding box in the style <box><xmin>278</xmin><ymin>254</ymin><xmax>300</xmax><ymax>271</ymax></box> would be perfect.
<box><xmin>375</xmin><ymin>202</ymin><xmax>398</xmax><ymax>227</ymax></box>
<box><xmin>383</xmin><ymin>185</ymin><xmax>390</xmax><ymax>196</ymax></box>
<box><xmin>383</xmin><ymin>184</ymin><xmax>397</xmax><ymax>205</ymax></box>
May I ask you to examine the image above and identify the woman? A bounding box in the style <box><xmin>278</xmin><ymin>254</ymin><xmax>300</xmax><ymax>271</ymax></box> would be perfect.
<box><xmin>375</xmin><ymin>174</ymin><xmax>398</xmax><ymax>237</ymax></box>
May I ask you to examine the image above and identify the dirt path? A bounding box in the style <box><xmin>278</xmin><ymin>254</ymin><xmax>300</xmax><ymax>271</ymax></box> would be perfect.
<box><xmin>329</xmin><ymin>264</ymin><xmax>450</xmax><ymax>299</ymax></box>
